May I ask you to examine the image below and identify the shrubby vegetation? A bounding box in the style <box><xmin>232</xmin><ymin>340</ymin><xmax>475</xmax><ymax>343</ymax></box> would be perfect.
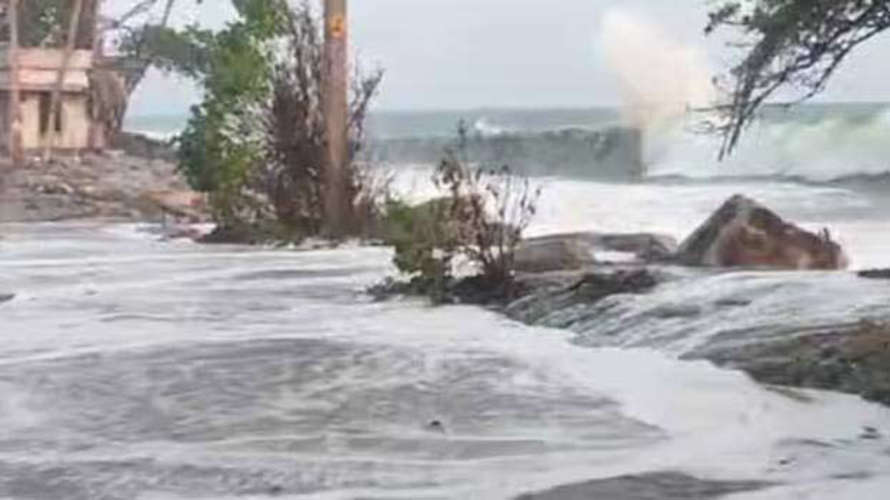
<box><xmin>161</xmin><ymin>0</ymin><xmax>384</xmax><ymax>241</ymax></box>
<box><xmin>18</xmin><ymin>0</ymin><xmax>540</xmax><ymax>299</ymax></box>
<box><xmin>378</xmin><ymin>124</ymin><xmax>541</xmax><ymax>304</ymax></box>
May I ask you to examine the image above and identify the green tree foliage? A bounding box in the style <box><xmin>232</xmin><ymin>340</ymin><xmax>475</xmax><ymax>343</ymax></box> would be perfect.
<box><xmin>171</xmin><ymin>0</ymin><xmax>383</xmax><ymax>239</ymax></box>
<box><xmin>11</xmin><ymin>0</ymin><xmax>97</xmax><ymax>48</ymax></box>
<box><xmin>707</xmin><ymin>0</ymin><xmax>890</xmax><ymax>157</ymax></box>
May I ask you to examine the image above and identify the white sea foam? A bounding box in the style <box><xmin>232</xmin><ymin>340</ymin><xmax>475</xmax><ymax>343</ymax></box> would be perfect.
<box><xmin>1</xmin><ymin>222</ymin><xmax>889</xmax><ymax>499</ymax></box>
<box><xmin>392</xmin><ymin>165</ymin><xmax>890</xmax><ymax>269</ymax></box>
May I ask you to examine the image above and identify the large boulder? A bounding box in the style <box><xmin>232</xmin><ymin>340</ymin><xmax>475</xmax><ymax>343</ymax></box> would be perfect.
<box><xmin>515</xmin><ymin>231</ymin><xmax>678</xmax><ymax>273</ymax></box>
<box><xmin>588</xmin><ymin>233</ymin><xmax>677</xmax><ymax>261</ymax></box>
<box><xmin>110</xmin><ymin>132</ymin><xmax>177</xmax><ymax>162</ymax></box>
<box><xmin>514</xmin><ymin>237</ymin><xmax>597</xmax><ymax>273</ymax></box>
<box><xmin>140</xmin><ymin>190</ymin><xmax>208</xmax><ymax>222</ymax></box>
<box><xmin>675</xmin><ymin>194</ymin><xmax>848</xmax><ymax>270</ymax></box>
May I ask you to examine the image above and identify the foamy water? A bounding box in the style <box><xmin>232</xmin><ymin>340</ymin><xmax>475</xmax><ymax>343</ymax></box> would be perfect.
<box><xmin>1</xmin><ymin>212</ymin><xmax>889</xmax><ymax>498</ymax></box>
<box><xmin>128</xmin><ymin>103</ymin><xmax>890</xmax><ymax>184</ymax></box>
<box><xmin>393</xmin><ymin>167</ymin><xmax>890</xmax><ymax>270</ymax></box>
<box><xmin>8</xmin><ymin>103</ymin><xmax>888</xmax><ymax>498</ymax></box>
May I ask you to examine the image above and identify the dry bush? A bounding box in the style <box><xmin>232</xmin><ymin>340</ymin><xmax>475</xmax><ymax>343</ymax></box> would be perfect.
<box><xmin>255</xmin><ymin>2</ymin><xmax>383</xmax><ymax>237</ymax></box>
<box><xmin>384</xmin><ymin>122</ymin><xmax>541</xmax><ymax>301</ymax></box>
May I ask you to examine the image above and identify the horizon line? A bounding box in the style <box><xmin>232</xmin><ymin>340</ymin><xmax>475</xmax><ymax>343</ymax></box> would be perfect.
<box><xmin>127</xmin><ymin>100</ymin><xmax>890</xmax><ymax>119</ymax></box>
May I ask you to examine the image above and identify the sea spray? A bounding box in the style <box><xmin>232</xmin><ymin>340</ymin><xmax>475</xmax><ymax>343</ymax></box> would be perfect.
<box><xmin>600</xmin><ymin>8</ymin><xmax>717</xmax><ymax>174</ymax></box>
<box><xmin>600</xmin><ymin>9</ymin><xmax>716</xmax><ymax>132</ymax></box>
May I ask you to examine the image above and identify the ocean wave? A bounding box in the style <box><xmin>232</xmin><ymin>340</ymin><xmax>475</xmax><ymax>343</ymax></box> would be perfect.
<box><xmin>364</xmin><ymin>126</ymin><xmax>645</xmax><ymax>181</ymax></box>
<box><xmin>471</xmin><ymin>117</ymin><xmax>508</xmax><ymax>136</ymax></box>
<box><xmin>126</xmin><ymin>129</ymin><xmax>179</xmax><ymax>143</ymax></box>
<box><xmin>124</xmin><ymin>104</ymin><xmax>890</xmax><ymax>184</ymax></box>
<box><xmin>649</xmin><ymin>104</ymin><xmax>890</xmax><ymax>182</ymax></box>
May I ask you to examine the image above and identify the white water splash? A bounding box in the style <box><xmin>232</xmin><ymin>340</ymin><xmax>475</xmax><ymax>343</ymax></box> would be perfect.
<box><xmin>600</xmin><ymin>9</ymin><xmax>716</xmax><ymax>134</ymax></box>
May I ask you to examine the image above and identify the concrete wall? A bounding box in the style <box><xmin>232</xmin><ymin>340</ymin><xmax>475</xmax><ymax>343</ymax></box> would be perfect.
<box><xmin>0</xmin><ymin>48</ymin><xmax>100</xmax><ymax>153</ymax></box>
<box><xmin>0</xmin><ymin>49</ymin><xmax>93</xmax><ymax>93</ymax></box>
<box><xmin>18</xmin><ymin>92</ymin><xmax>92</xmax><ymax>150</ymax></box>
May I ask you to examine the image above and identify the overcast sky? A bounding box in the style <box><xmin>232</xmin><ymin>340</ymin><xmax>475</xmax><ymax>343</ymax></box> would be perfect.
<box><xmin>125</xmin><ymin>0</ymin><xmax>890</xmax><ymax>116</ymax></box>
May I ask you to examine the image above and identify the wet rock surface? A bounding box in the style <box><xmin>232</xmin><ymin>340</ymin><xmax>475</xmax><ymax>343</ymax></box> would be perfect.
<box><xmin>517</xmin><ymin>232</ymin><xmax>678</xmax><ymax>270</ymax></box>
<box><xmin>507</xmin><ymin>268</ymin><xmax>660</xmax><ymax>326</ymax></box>
<box><xmin>508</xmin><ymin>265</ymin><xmax>890</xmax><ymax>407</ymax></box>
<box><xmin>515</xmin><ymin>471</ymin><xmax>772</xmax><ymax>500</ymax></box>
<box><xmin>109</xmin><ymin>131</ymin><xmax>177</xmax><ymax>162</ymax></box>
<box><xmin>674</xmin><ymin>194</ymin><xmax>848</xmax><ymax>270</ymax></box>
<box><xmin>514</xmin><ymin>236</ymin><xmax>598</xmax><ymax>273</ymax></box>
<box><xmin>859</xmin><ymin>269</ymin><xmax>890</xmax><ymax>280</ymax></box>
<box><xmin>692</xmin><ymin>320</ymin><xmax>890</xmax><ymax>407</ymax></box>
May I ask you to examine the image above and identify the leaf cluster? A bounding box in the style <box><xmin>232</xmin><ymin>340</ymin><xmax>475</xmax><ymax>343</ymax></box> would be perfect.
<box><xmin>174</xmin><ymin>0</ymin><xmax>384</xmax><ymax>239</ymax></box>
<box><xmin>706</xmin><ymin>0</ymin><xmax>890</xmax><ymax>157</ymax></box>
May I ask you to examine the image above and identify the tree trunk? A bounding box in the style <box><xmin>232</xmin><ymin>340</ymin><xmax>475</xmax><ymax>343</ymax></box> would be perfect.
<box><xmin>75</xmin><ymin>0</ymin><xmax>100</xmax><ymax>49</ymax></box>
<box><xmin>8</xmin><ymin>0</ymin><xmax>23</xmax><ymax>167</ymax></box>
<box><xmin>323</xmin><ymin>0</ymin><xmax>349</xmax><ymax>238</ymax></box>
<box><xmin>43</xmin><ymin>0</ymin><xmax>85</xmax><ymax>162</ymax></box>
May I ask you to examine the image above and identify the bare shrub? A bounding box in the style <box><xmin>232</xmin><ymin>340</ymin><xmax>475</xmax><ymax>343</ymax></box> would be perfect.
<box><xmin>384</xmin><ymin>122</ymin><xmax>541</xmax><ymax>302</ymax></box>
<box><xmin>433</xmin><ymin>122</ymin><xmax>541</xmax><ymax>283</ymax></box>
<box><xmin>256</xmin><ymin>2</ymin><xmax>383</xmax><ymax>237</ymax></box>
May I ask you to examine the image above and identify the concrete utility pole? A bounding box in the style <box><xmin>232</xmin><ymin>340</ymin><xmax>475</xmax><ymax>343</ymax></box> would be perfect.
<box><xmin>8</xmin><ymin>0</ymin><xmax>23</xmax><ymax>167</ymax></box>
<box><xmin>323</xmin><ymin>0</ymin><xmax>349</xmax><ymax>237</ymax></box>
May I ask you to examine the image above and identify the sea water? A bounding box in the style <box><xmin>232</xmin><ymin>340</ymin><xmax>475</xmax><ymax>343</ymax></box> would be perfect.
<box><xmin>1</xmin><ymin>105</ymin><xmax>888</xmax><ymax>498</ymax></box>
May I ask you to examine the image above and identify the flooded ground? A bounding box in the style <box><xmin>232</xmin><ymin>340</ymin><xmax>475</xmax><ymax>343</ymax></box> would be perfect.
<box><xmin>1</xmin><ymin>221</ymin><xmax>889</xmax><ymax>499</ymax></box>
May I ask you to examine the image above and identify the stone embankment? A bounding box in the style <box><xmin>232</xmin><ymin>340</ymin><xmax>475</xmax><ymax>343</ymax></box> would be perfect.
<box><xmin>0</xmin><ymin>134</ymin><xmax>207</xmax><ymax>227</ymax></box>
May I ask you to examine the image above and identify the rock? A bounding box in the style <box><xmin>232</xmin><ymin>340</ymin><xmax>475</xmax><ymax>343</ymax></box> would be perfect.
<box><xmin>860</xmin><ymin>426</ymin><xmax>881</xmax><ymax>440</ymax></box>
<box><xmin>142</xmin><ymin>190</ymin><xmax>207</xmax><ymax>222</ymax></box>
<box><xmin>675</xmin><ymin>194</ymin><xmax>848</xmax><ymax>270</ymax></box>
<box><xmin>2</xmin><ymin>152</ymin><xmax>203</xmax><ymax>224</ymax></box>
<box><xmin>650</xmin><ymin>304</ymin><xmax>702</xmax><ymax>319</ymax></box>
<box><xmin>859</xmin><ymin>269</ymin><xmax>890</xmax><ymax>280</ymax></box>
<box><xmin>160</xmin><ymin>225</ymin><xmax>205</xmax><ymax>241</ymax></box>
<box><xmin>426</xmin><ymin>420</ymin><xmax>446</xmax><ymax>433</ymax></box>
<box><xmin>715</xmin><ymin>298</ymin><xmax>752</xmax><ymax>308</ymax></box>
<box><xmin>0</xmin><ymin>293</ymin><xmax>14</xmax><ymax>304</ymax></box>
<box><xmin>36</xmin><ymin>181</ymin><xmax>74</xmax><ymax>195</ymax></box>
<box><xmin>109</xmin><ymin>132</ymin><xmax>177</xmax><ymax>162</ymax></box>
<box><xmin>514</xmin><ymin>237</ymin><xmax>596</xmax><ymax>273</ymax></box>
<box><xmin>596</xmin><ymin>233</ymin><xmax>678</xmax><ymax>261</ymax></box>
<box><xmin>515</xmin><ymin>471</ymin><xmax>772</xmax><ymax>500</ymax></box>
<box><xmin>690</xmin><ymin>320</ymin><xmax>890</xmax><ymax>407</ymax></box>
<box><xmin>506</xmin><ymin>268</ymin><xmax>659</xmax><ymax>325</ymax></box>
<box><xmin>519</xmin><ymin>232</ymin><xmax>678</xmax><ymax>267</ymax></box>
<box><xmin>568</xmin><ymin>269</ymin><xmax>658</xmax><ymax>301</ymax></box>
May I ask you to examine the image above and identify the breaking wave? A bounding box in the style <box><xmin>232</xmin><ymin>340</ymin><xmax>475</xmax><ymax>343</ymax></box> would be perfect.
<box><xmin>123</xmin><ymin>103</ymin><xmax>890</xmax><ymax>184</ymax></box>
<box><xmin>364</xmin><ymin>103</ymin><xmax>890</xmax><ymax>184</ymax></box>
<box><xmin>364</xmin><ymin>126</ymin><xmax>644</xmax><ymax>181</ymax></box>
<box><xmin>650</xmin><ymin>104</ymin><xmax>890</xmax><ymax>182</ymax></box>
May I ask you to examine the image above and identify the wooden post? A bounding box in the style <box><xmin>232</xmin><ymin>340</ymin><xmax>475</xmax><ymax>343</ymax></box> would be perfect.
<box><xmin>8</xmin><ymin>0</ymin><xmax>23</xmax><ymax>166</ymax></box>
<box><xmin>323</xmin><ymin>0</ymin><xmax>349</xmax><ymax>238</ymax></box>
<box><xmin>43</xmin><ymin>0</ymin><xmax>85</xmax><ymax>162</ymax></box>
